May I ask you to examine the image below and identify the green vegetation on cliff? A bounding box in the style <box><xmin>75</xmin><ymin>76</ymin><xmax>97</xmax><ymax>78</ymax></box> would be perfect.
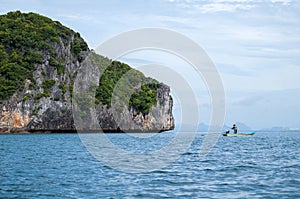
<box><xmin>0</xmin><ymin>11</ymin><xmax>87</xmax><ymax>103</ymax></box>
<box><xmin>0</xmin><ymin>11</ymin><xmax>158</xmax><ymax>116</ymax></box>
<box><xmin>95</xmin><ymin>60</ymin><xmax>159</xmax><ymax>115</ymax></box>
<box><xmin>129</xmin><ymin>83</ymin><xmax>158</xmax><ymax>115</ymax></box>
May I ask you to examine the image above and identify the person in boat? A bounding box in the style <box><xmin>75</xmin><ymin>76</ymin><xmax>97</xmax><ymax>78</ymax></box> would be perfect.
<box><xmin>231</xmin><ymin>124</ymin><xmax>238</xmax><ymax>134</ymax></box>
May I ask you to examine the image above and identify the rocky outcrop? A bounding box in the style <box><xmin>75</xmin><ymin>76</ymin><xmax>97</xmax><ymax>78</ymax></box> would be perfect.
<box><xmin>93</xmin><ymin>83</ymin><xmax>174</xmax><ymax>132</ymax></box>
<box><xmin>0</xmin><ymin>76</ymin><xmax>174</xmax><ymax>133</ymax></box>
<box><xmin>0</xmin><ymin>32</ymin><xmax>79</xmax><ymax>132</ymax></box>
<box><xmin>0</xmin><ymin>11</ymin><xmax>174</xmax><ymax>133</ymax></box>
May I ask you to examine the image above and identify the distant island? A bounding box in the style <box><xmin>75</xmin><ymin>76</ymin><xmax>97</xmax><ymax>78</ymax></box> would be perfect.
<box><xmin>0</xmin><ymin>11</ymin><xmax>174</xmax><ymax>133</ymax></box>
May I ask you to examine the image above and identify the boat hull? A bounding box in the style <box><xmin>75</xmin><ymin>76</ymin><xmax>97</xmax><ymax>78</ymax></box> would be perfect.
<box><xmin>223</xmin><ymin>132</ymin><xmax>255</xmax><ymax>136</ymax></box>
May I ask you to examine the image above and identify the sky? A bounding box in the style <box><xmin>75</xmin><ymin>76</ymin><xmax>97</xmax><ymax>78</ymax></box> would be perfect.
<box><xmin>1</xmin><ymin>0</ymin><xmax>300</xmax><ymax>129</ymax></box>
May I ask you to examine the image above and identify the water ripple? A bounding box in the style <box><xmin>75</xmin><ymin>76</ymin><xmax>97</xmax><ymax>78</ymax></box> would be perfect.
<box><xmin>0</xmin><ymin>132</ymin><xmax>299</xmax><ymax>198</ymax></box>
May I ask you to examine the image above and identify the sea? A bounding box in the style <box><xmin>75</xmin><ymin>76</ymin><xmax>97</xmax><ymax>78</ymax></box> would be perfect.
<box><xmin>0</xmin><ymin>131</ymin><xmax>299</xmax><ymax>199</ymax></box>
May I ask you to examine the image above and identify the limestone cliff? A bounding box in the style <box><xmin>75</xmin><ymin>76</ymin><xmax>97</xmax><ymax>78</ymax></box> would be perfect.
<box><xmin>0</xmin><ymin>11</ymin><xmax>174</xmax><ymax>133</ymax></box>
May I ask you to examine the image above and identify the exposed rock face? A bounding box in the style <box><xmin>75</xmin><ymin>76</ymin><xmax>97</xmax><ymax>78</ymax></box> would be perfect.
<box><xmin>0</xmin><ymin>68</ymin><xmax>175</xmax><ymax>133</ymax></box>
<box><xmin>0</xmin><ymin>32</ymin><xmax>79</xmax><ymax>132</ymax></box>
<box><xmin>0</xmin><ymin>12</ymin><xmax>174</xmax><ymax>133</ymax></box>
<box><xmin>93</xmin><ymin>83</ymin><xmax>174</xmax><ymax>132</ymax></box>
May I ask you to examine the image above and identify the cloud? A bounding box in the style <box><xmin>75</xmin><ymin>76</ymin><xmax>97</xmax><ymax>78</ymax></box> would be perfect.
<box><xmin>232</xmin><ymin>95</ymin><xmax>264</xmax><ymax>106</ymax></box>
<box><xmin>167</xmin><ymin>0</ymin><xmax>297</xmax><ymax>14</ymax></box>
<box><xmin>194</xmin><ymin>2</ymin><xmax>255</xmax><ymax>13</ymax></box>
<box><xmin>216</xmin><ymin>63</ymin><xmax>253</xmax><ymax>76</ymax></box>
<box><xmin>226</xmin><ymin>88</ymin><xmax>300</xmax><ymax>128</ymax></box>
<box><xmin>270</xmin><ymin>0</ymin><xmax>293</xmax><ymax>5</ymax></box>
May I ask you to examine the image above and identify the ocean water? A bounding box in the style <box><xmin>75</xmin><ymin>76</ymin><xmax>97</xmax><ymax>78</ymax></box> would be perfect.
<box><xmin>0</xmin><ymin>131</ymin><xmax>299</xmax><ymax>198</ymax></box>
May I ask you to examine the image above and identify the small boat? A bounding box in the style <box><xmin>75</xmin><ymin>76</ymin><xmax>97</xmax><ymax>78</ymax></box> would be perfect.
<box><xmin>223</xmin><ymin>132</ymin><xmax>256</xmax><ymax>136</ymax></box>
